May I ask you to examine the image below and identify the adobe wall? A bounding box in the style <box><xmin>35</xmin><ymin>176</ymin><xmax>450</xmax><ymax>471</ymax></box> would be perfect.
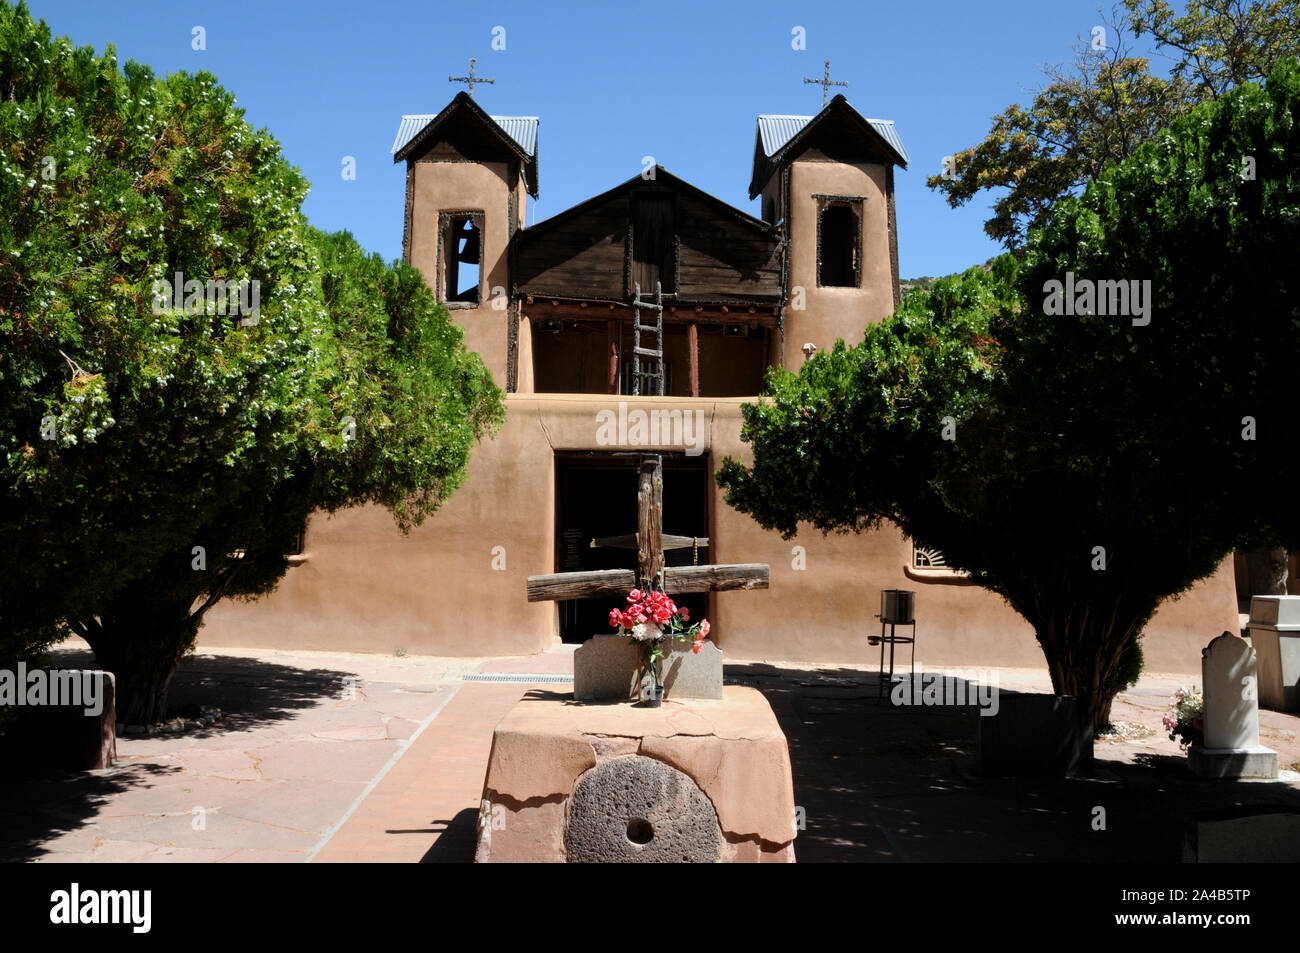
<box><xmin>784</xmin><ymin>154</ymin><xmax>896</xmax><ymax>354</ymax></box>
<box><xmin>201</xmin><ymin>396</ymin><xmax>1240</xmax><ymax>674</ymax></box>
<box><xmin>406</xmin><ymin>159</ymin><xmax>524</xmax><ymax>387</ymax></box>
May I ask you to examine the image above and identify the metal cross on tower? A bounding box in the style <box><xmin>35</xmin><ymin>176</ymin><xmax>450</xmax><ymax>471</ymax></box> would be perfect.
<box><xmin>804</xmin><ymin>59</ymin><xmax>848</xmax><ymax>106</ymax></box>
<box><xmin>449</xmin><ymin>57</ymin><xmax>495</xmax><ymax>97</ymax></box>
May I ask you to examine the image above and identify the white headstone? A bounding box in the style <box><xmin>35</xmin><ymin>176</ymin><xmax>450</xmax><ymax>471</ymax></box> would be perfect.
<box><xmin>1188</xmin><ymin>631</ymin><xmax>1278</xmax><ymax>779</ymax></box>
<box><xmin>1201</xmin><ymin>632</ymin><xmax>1260</xmax><ymax>749</ymax></box>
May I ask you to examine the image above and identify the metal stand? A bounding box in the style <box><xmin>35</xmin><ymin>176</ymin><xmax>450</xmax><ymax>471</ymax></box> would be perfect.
<box><xmin>870</xmin><ymin>614</ymin><xmax>916</xmax><ymax>704</ymax></box>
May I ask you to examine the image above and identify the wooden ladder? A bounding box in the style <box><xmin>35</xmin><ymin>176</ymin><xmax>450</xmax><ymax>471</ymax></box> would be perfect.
<box><xmin>631</xmin><ymin>281</ymin><xmax>665</xmax><ymax>396</ymax></box>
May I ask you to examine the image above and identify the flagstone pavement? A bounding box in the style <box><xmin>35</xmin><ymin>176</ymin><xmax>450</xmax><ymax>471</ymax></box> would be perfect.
<box><xmin>2</xmin><ymin>643</ymin><xmax>1298</xmax><ymax>863</ymax></box>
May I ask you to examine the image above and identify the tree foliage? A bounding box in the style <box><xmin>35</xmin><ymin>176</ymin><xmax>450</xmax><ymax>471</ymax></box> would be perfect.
<box><xmin>0</xmin><ymin>3</ymin><xmax>503</xmax><ymax>720</ymax></box>
<box><xmin>929</xmin><ymin>0</ymin><xmax>1299</xmax><ymax>249</ymax></box>
<box><xmin>720</xmin><ymin>59</ymin><xmax>1300</xmax><ymax>725</ymax></box>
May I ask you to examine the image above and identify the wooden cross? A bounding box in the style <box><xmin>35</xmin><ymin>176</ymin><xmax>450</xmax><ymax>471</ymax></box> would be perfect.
<box><xmin>526</xmin><ymin>453</ymin><xmax>769</xmax><ymax>604</ymax></box>
<box><xmin>804</xmin><ymin>59</ymin><xmax>848</xmax><ymax>106</ymax></box>
<box><xmin>449</xmin><ymin>57</ymin><xmax>495</xmax><ymax>97</ymax></box>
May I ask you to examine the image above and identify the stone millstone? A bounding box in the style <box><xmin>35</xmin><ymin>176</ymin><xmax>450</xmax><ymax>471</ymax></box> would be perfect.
<box><xmin>564</xmin><ymin>755</ymin><xmax>720</xmax><ymax>863</ymax></box>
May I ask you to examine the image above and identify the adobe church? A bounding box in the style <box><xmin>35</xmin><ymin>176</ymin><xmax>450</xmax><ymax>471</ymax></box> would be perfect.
<box><xmin>203</xmin><ymin>85</ymin><xmax>1240</xmax><ymax>670</ymax></box>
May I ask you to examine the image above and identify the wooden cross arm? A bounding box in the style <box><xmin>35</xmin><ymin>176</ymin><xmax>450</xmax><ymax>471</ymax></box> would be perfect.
<box><xmin>663</xmin><ymin>563</ymin><xmax>769</xmax><ymax>593</ymax></box>
<box><xmin>527</xmin><ymin>569</ymin><xmax>636</xmax><ymax>602</ymax></box>
<box><xmin>525</xmin><ymin>563</ymin><xmax>769</xmax><ymax>602</ymax></box>
<box><xmin>589</xmin><ymin>534</ymin><xmax>710</xmax><ymax>550</ymax></box>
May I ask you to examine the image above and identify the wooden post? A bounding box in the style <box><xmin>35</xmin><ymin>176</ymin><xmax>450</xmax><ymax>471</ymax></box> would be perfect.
<box><xmin>607</xmin><ymin>320</ymin><xmax>619</xmax><ymax>394</ymax></box>
<box><xmin>637</xmin><ymin>454</ymin><xmax>664</xmax><ymax>591</ymax></box>
<box><xmin>687</xmin><ymin>322</ymin><xmax>700</xmax><ymax>398</ymax></box>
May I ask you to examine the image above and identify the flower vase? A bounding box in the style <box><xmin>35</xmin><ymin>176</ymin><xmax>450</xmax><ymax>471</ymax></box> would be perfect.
<box><xmin>639</xmin><ymin>642</ymin><xmax>665</xmax><ymax>707</ymax></box>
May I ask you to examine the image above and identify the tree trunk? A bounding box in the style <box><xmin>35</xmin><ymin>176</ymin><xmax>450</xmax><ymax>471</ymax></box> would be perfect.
<box><xmin>1031</xmin><ymin>599</ymin><xmax>1150</xmax><ymax>733</ymax></box>
<box><xmin>1245</xmin><ymin>547</ymin><xmax>1289</xmax><ymax>596</ymax></box>
<box><xmin>79</xmin><ymin>602</ymin><xmax>201</xmax><ymax>726</ymax></box>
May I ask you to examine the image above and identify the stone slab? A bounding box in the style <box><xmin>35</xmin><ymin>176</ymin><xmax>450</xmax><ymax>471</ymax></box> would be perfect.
<box><xmin>1187</xmin><ymin>744</ymin><xmax>1278</xmax><ymax>779</ymax></box>
<box><xmin>1248</xmin><ymin>627</ymin><xmax>1300</xmax><ymax>712</ymax></box>
<box><xmin>573</xmin><ymin>635</ymin><xmax>722</xmax><ymax>701</ymax></box>
<box><xmin>1183</xmin><ymin>808</ymin><xmax>1300</xmax><ymax>862</ymax></box>
<box><xmin>1248</xmin><ymin>594</ymin><xmax>1300</xmax><ymax>627</ymax></box>
<box><xmin>475</xmin><ymin>685</ymin><xmax>796</xmax><ymax>862</ymax></box>
<box><xmin>1</xmin><ymin>669</ymin><xmax>116</xmax><ymax>771</ymax></box>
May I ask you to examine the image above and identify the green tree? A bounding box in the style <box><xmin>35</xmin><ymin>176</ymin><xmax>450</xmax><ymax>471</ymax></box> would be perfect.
<box><xmin>0</xmin><ymin>3</ymin><xmax>503</xmax><ymax>722</ymax></box>
<box><xmin>1126</xmin><ymin>0</ymin><xmax>1300</xmax><ymax>97</ymax></box>
<box><xmin>719</xmin><ymin>60</ymin><xmax>1300</xmax><ymax>727</ymax></box>
<box><xmin>929</xmin><ymin>0</ymin><xmax>1299</xmax><ymax>249</ymax></box>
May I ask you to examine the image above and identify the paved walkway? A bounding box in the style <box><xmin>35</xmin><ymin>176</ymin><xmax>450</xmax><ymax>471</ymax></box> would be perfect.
<box><xmin>2</xmin><ymin>645</ymin><xmax>1298</xmax><ymax>863</ymax></box>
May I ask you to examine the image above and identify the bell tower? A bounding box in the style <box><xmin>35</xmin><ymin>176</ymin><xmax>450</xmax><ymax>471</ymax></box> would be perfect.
<box><xmin>750</xmin><ymin>95</ymin><xmax>908</xmax><ymax>365</ymax></box>
<box><xmin>392</xmin><ymin>91</ymin><xmax>538</xmax><ymax>390</ymax></box>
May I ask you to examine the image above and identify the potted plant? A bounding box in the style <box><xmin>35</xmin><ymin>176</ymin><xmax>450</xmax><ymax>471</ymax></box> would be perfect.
<box><xmin>608</xmin><ymin>588</ymin><xmax>710</xmax><ymax>707</ymax></box>
<box><xmin>1162</xmin><ymin>685</ymin><xmax>1204</xmax><ymax>749</ymax></box>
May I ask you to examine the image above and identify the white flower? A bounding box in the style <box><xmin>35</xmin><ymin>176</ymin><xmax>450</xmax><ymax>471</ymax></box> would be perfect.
<box><xmin>630</xmin><ymin>622</ymin><xmax>662</xmax><ymax>642</ymax></box>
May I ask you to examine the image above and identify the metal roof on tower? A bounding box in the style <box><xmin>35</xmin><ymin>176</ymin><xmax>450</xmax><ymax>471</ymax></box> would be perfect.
<box><xmin>749</xmin><ymin>95</ymin><xmax>909</xmax><ymax>198</ymax></box>
<box><xmin>391</xmin><ymin>113</ymin><xmax>538</xmax><ymax>157</ymax></box>
<box><xmin>756</xmin><ymin>113</ymin><xmax>909</xmax><ymax>166</ymax></box>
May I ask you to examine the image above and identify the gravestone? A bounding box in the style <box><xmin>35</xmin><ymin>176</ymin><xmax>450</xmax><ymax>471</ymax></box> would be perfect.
<box><xmin>1188</xmin><ymin>632</ymin><xmax>1278</xmax><ymax>779</ymax></box>
<box><xmin>573</xmin><ymin>635</ymin><xmax>723</xmax><ymax>701</ymax></box>
<box><xmin>1247</xmin><ymin>595</ymin><xmax>1300</xmax><ymax>712</ymax></box>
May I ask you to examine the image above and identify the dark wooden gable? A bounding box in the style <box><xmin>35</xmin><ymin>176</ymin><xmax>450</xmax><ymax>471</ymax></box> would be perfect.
<box><xmin>749</xmin><ymin>95</ymin><xmax>908</xmax><ymax>198</ymax></box>
<box><xmin>395</xmin><ymin>92</ymin><xmax>537</xmax><ymax>196</ymax></box>
<box><xmin>514</xmin><ymin>169</ymin><xmax>781</xmax><ymax>305</ymax></box>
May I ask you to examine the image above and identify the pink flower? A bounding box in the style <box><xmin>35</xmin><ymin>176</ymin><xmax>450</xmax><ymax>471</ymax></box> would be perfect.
<box><xmin>699</xmin><ymin>619</ymin><xmax>710</xmax><ymax>638</ymax></box>
<box><xmin>651</xmin><ymin>605</ymin><xmax>673</xmax><ymax>624</ymax></box>
<box><xmin>692</xmin><ymin>639</ymin><xmax>704</xmax><ymax>654</ymax></box>
<box><xmin>627</xmin><ymin>589</ymin><xmax>642</xmax><ymax>603</ymax></box>
<box><xmin>678</xmin><ymin>606</ymin><xmax>689</xmax><ymax>622</ymax></box>
<box><xmin>609</xmin><ymin>608</ymin><xmax>625</xmax><ymax>629</ymax></box>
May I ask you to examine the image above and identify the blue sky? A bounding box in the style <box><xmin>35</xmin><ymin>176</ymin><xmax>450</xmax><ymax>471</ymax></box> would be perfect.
<box><xmin>30</xmin><ymin>0</ymin><xmax>1166</xmax><ymax>277</ymax></box>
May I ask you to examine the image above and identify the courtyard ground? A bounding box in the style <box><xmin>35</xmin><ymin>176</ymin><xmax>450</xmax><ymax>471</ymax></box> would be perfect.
<box><xmin>1</xmin><ymin>643</ymin><xmax>1297</xmax><ymax>862</ymax></box>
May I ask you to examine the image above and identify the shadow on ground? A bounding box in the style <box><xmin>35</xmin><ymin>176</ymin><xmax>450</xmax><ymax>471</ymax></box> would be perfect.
<box><xmin>727</xmin><ymin>662</ymin><xmax>1300</xmax><ymax>863</ymax></box>
<box><xmin>418</xmin><ymin>809</ymin><xmax>479</xmax><ymax>863</ymax></box>
<box><xmin>0</xmin><ymin>647</ymin><xmax>355</xmax><ymax>862</ymax></box>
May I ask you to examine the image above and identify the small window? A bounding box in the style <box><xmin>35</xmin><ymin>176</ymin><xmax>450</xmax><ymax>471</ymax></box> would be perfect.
<box><xmin>818</xmin><ymin>203</ymin><xmax>859</xmax><ymax>288</ymax></box>
<box><xmin>443</xmin><ymin>213</ymin><xmax>483</xmax><ymax>305</ymax></box>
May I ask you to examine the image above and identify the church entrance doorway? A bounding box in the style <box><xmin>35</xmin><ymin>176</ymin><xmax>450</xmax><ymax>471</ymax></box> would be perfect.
<box><xmin>553</xmin><ymin>451</ymin><xmax>711</xmax><ymax>643</ymax></box>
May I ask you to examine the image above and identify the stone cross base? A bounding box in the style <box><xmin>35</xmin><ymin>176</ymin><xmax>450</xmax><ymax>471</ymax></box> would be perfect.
<box><xmin>474</xmin><ymin>686</ymin><xmax>796</xmax><ymax>862</ymax></box>
<box><xmin>573</xmin><ymin>635</ymin><xmax>722</xmax><ymax>701</ymax></box>
<box><xmin>1188</xmin><ymin>744</ymin><xmax>1278</xmax><ymax>780</ymax></box>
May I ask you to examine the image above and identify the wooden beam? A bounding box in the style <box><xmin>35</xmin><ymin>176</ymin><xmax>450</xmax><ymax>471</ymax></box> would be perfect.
<box><xmin>526</xmin><ymin>569</ymin><xmax>636</xmax><ymax>602</ymax></box>
<box><xmin>525</xmin><ymin>563</ymin><xmax>767</xmax><ymax>602</ymax></box>
<box><xmin>663</xmin><ymin>563</ymin><xmax>770</xmax><ymax>593</ymax></box>
<box><xmin>591</xmin><ymin>533</ymin><xmax>709</xmax><ymax>550</ymax></box>
<box><xmin>687</xmin><ymin>323</ymin><xmax>700</xmax><ymax>398</ymax></box>
<box><xmin>638</xmin><ymin>454</ymin><xmax>664</xmax><ymax>590</ymax></box>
